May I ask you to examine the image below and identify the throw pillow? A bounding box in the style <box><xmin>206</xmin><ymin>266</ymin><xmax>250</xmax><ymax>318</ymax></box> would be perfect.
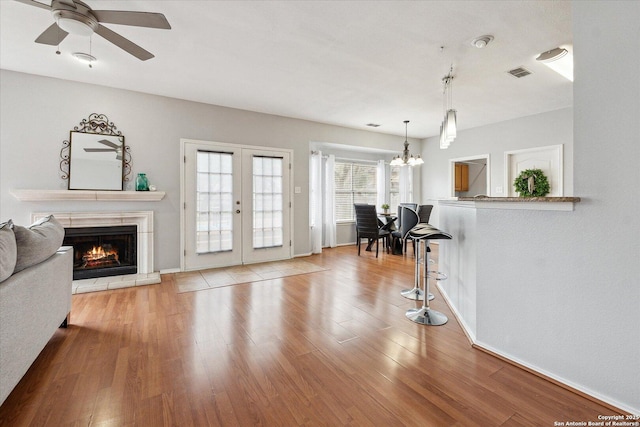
<box><xmin>13</xmin><ymin>215</ymin><xmax>65</xmax><ymax>273</ymax></box>
<box><xmin>0</xmin><ymin>220</ymin><xmax>17</xmax><ymax>282</ymax></box>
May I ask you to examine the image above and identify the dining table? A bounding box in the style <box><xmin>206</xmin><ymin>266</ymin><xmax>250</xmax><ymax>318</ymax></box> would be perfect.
<box><xmin>377</xmin><ymin>213</ymin><xmax>397</xmax><ymax>232</ymax></box>
<box><xmin>364</xmin><ymin>214</ymin><xmax>397</xmax><ymax>251</ymax></box>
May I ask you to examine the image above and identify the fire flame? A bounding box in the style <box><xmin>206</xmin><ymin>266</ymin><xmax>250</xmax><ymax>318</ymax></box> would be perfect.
<box><xmin>83</xmin><ymin>245</ymin><xmax>119</xmax><ymax>263</ymax></box>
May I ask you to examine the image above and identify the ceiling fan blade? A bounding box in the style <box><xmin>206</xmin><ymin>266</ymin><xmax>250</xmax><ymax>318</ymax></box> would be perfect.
<box><xmin>57</xmin><ymin>0</ymin><xmax>77</xmax><ymax>8</ymax></box>
<box><xmin>97</xmin><ymin>139</ymin><xmax>120</xmax><ymax>148</ymax></box>
<box><xmin>92</xmin><ymin>10</ymin><xmax>171</xmax><ymax>29</ymax></box>
<box><xmin>35</xmin><ymin>23</ymin><xmax>69</xmax><ymax>45</ymax></box>
<box><xmin>14</xmin><ymin>0</ymin><xmax>51</xmax><ymax>11</ymax></box>
<box><xmin>95</xmin><ymin>24</ymin><xmax>154</xmax><ymax>61</ymax></box>
<box><xmin>85</xmin><ymin>148</ymin><xmax>115</xmax><ymax>152</ymax></box>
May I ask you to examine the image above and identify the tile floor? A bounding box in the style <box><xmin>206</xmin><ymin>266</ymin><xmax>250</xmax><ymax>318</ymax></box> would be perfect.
<box><xmin>175</xmin><ymin>259</ymin><xmax>327</xmax><ymax>293</ymax></box>
<box><xmin>73</xmin><ymin>272</ymin><xmax>161</xmax><ymax>294</ymax></box>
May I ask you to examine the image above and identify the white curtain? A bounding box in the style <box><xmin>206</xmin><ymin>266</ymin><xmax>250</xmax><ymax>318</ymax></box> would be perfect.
<box><xmin>309</xmin><ymin>151</ymin><xmax>323</xmax><ymax>254</ymax></box>
<box><xmin>376</xmin><ymin>159</ymin><xmax>386</xmax><ymax>211</ymax></box>
<box><xmin>323</xmin><ymin>154</ymin><xmax>337</xmax><ymax>248</ymax></box>
<box><xmin>399</xmin><ymin>166</ymin><xmax>412</xmax><ymax>202</ymax></box>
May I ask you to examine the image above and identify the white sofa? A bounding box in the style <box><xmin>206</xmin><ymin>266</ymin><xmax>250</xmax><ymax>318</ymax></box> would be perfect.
<box><xmin>0</xmin><ymin>216</ymin><xmax>72</xmax><ymax>405</ymax></box>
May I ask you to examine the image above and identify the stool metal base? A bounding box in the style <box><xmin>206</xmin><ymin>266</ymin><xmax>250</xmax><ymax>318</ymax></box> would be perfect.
<box><xmin>401</xmin><ymin>287</ymin><xmax>423</xmax><ymax>300</ymax></box>
<box><xmin>400</xmin><ymin>288</ymin><xmax>434</xmax><ymax>301</ymax></box>
<box><xmin>406</xmin><ymin>307</ymin><xmax>448</xmax><ymax>326</ymax></box>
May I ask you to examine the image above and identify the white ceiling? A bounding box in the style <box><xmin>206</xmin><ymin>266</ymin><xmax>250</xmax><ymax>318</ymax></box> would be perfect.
<box><xmin>0</xmin><ymin>0</ymin><xmax>573</xmax><ymax>139</ymax></box>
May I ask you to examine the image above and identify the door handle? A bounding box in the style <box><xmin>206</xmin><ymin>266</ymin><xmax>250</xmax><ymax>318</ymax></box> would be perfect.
<box><xmin>236</xmin><ymin>209</ymin><xmax>241</xmax><ymax>214</ymax></box>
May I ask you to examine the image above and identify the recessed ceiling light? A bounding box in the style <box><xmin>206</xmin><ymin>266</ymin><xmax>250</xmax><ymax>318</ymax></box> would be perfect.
<box><xmin>471</xmin><ymin>35</ymin><xmax>494</xmax><ymax>49</ymax></box>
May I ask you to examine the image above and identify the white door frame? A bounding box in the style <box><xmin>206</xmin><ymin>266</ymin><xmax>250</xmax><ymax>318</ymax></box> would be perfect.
<box><xmin>180</xmin><ymin>138</ymin><xmax>294</xmax><ymax>272</ymax></box>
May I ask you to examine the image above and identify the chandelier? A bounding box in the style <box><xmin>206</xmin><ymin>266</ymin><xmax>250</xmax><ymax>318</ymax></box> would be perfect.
<box><xmin>439</xmin><ymin>66</ymin><xmax>457</xmax><ymax>149</ymax></box>
<box><xmin>390</xmin><ymin>120</ymin><xmax>423</xmax><ymax>166</ymax></box>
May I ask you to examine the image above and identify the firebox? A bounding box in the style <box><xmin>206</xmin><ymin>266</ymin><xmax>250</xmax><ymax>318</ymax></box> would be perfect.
<box><xmin>63</xmin><ymin>226</ymin><xmax>137</xmax><ymax>280</ymax></box>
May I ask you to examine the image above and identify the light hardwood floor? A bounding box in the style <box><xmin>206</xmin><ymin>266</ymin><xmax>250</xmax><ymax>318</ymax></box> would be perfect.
<box><xmin>0</xmin><ymin>245</ymin><xmax>621</xmax><ymax>426</ymax></box>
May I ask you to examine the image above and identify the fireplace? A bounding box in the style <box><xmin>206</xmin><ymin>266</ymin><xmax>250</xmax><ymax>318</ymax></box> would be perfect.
<box><xmin>64</xmin><ymin>226</ymin><xmax>137</xmax><ymax>280</ymax></box>
<box><xmin>32</xmin><ymin>211</ymin><xmax>154</xmax><ymax>279</ymax></box>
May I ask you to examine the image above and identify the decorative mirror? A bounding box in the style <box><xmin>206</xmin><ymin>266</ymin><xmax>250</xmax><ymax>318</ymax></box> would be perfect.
<box><xmin>60</xmin><ymin>114</ymin><xmax>131</xmax><ymax>190</ymax></box>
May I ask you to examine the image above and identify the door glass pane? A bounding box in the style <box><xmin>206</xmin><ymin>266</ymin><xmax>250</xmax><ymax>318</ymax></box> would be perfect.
<box><xmin>196</xmin><ymin>151</ymin><xmax>233</xmax><ymax>253</ymax></box>
<box><xmin>253</xmin><ymin>156</ymin><xmax>284</xmax><ymax>249</ymax></box>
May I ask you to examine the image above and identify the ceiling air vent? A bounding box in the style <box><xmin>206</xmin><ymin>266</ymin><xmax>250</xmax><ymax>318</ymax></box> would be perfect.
<box><xmin>507</xmin><ymin>67</ymin><xmax>532</xmax><ymax>78</ymax></box>
<box><xmin>366</xmin><ymin>123</ymin><xmax>381</xmax><ymax>128</ymax></box>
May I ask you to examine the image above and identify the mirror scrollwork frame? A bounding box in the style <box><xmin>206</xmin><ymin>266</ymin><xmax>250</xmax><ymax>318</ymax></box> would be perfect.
<box><xmin>60</xmin><ymin>113</ymin><xmax>132</xmax><ymax>190</ymax></box>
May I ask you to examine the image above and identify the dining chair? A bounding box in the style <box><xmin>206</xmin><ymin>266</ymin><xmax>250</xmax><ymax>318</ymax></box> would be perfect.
<box><xmin>400</xmin><ymin>203</ymin><xmax>418</xmax><ymax>210</ymax></box>
<box><xmin>417</xmin><ymin>205</ymin><xmax>434</xmax><ymax>224</ymax></box>
<box><xmin>391</xmin><ymin>205</ymin><xmax>419</xmax><ymax>255</ymax></box>
<box><xmin>354</xmin><ymin>204</ymin><xmax>390</xmax><ymax>257</ymax></box>
<box><xmin>396</xmin><ymin>203</ymin><xmax>417</xmax><ymax>229</ymax></box>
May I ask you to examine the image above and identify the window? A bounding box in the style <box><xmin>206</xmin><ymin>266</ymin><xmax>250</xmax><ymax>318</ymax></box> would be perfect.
<box><xmin>334</xmin><ymin>161</ymin><xmax>378</xmax><ymax>222</ymax></box>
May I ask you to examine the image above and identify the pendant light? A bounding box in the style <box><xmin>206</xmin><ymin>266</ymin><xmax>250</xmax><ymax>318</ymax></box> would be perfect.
<box><xmin>439</xmin><ymin>65</ymin><xmax>457</xmax><ymax>149</ymax></box>
<box><xmin>391</xmin><ymin>120</ymin><xmax>423</xmax><ymax>166</ymax></box>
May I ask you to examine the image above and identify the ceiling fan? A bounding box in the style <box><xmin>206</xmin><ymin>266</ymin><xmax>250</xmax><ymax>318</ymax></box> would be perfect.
<box><xmin>15</xmin><ymin>0</ymin><xmax>171</xmax><ymax>61</ymax></box>
<box><xmin>85</xmin><ymin>139</ymin><xmax>123</xmax><ymax>160</ymax></box>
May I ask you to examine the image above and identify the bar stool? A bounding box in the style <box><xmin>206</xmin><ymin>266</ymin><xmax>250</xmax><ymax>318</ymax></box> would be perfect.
<box><xmin>400</xmin><ymin>224</ymin><xmax>436</xmax><ymax>301</ymax></box>
<box><xmin>405</xmin><ymin>224</ymin><xmax>451</xmax><ymax>326</ymax></box>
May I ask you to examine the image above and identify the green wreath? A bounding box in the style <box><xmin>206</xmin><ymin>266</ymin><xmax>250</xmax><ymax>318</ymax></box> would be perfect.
<box><xmin>513</xmin><ymin>168</ymin><xmax>550</xmax><ymax>197</ymax></box>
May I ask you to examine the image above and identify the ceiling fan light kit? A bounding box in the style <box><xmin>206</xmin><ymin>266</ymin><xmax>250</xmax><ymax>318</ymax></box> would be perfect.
<box><xmin>16</xmin><ymin>0</ymin><xmax>171</xmax><ymax>61</ymax></box>
<box><xmin>53</xmin><ymin>2</ymin><xmax>98</xmax><ymax>36</ymax></box>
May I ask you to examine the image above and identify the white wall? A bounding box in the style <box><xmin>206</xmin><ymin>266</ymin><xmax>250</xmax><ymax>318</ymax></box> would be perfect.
<box><xmin>568</xmin><ymin>0</ymin><xmax>639</xmax><ymax>409</ymax></box>
<box><xmin>0</xmin><ymin>70</ymin><xmax>407</xmax><ymax>269</ymax></box>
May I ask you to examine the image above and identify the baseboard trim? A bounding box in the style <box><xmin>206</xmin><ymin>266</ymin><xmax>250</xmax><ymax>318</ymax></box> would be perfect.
<box><xmin>472</xmin><ymin>343</ymin><xmax>630</xmax><ymax>415</ymax></box>
<box><xmin>435</xmin><ymin>284</ymin><xmax>631</xmax><ymax>415</ymax></box>
<box><xmin>160</xmin><ymin>268</ymin><xmax>180</xmax><ymax>274</ymax></box>
<box><xmin>436</xmin><ymin>282</ymin><xmax>475</xmax><ymax>345</ymax></box>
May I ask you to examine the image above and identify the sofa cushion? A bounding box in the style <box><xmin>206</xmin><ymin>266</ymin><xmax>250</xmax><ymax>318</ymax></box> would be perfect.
<box><xmin>13</xmin><ymin>215</ymin><xmax>65</xmax><ymax>273</ymax></box>
<box><xmin>0</xmin><ymin>220</ymin><xmax>17</xmax><ymax>282</ymax></box>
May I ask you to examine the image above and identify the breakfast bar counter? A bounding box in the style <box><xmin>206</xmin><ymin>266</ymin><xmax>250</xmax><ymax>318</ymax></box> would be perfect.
<box><xmin>452</xmin><ymin>196</ymin><xmax>581</xmax><ymax>211</ymax></box>
<box><xmin>434</xmin><ymin>196</ymin><xmax>581</xmax><ymax>362</ymax></box>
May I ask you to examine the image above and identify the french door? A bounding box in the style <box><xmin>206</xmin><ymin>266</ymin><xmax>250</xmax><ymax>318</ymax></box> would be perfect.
<box><xmin>181</xmin><ymin>140</ymin><xmax>292</xmax><ymax>271</ymax></box>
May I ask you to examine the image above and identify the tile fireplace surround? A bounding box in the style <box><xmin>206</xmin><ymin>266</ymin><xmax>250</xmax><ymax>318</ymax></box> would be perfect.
<box><xmin>32</xmin><ymin>211</ymin><xmax>161</xmax><ymax>294</ymax></box>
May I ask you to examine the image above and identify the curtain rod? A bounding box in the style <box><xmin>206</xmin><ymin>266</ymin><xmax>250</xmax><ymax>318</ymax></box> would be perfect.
<box><xmin>310</xmin><ymin>151</ymin><xmax>385</xmax><ymax>164</ymax></box>
<box><xmin>335</xmin><ymin>157</ymin><xmax>380</xmax><ymax>164</ymax></box>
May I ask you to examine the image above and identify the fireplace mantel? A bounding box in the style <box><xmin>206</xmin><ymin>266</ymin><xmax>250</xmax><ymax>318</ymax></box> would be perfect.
<box><xmin>11</xmin><ymin>189</ymin><xmax>165</xmax><ymax>202</ymax></box>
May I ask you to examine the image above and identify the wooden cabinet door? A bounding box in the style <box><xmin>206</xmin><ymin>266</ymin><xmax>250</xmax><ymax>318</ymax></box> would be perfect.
<box><xmin>455</xmin><ymin>163</ymin><xmax>469</xmax><ymax>192</ymax></box>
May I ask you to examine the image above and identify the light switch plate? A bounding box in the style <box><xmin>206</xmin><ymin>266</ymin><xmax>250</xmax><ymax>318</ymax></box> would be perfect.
<box><xmin>294</xmin><ymin>186</ymin><xmax>301</xmax><ymax>194</ymax></box>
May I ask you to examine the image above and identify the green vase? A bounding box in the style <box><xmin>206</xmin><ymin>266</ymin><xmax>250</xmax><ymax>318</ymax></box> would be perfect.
<box><xmin>136</xmin><ymin>173</ymin><xmax>149</xmax><ymax>191</ymax></box>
